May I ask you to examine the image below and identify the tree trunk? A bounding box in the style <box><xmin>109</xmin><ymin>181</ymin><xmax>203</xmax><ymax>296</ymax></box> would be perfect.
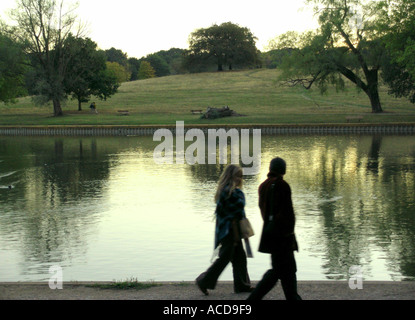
<box><xmin>53</xmin><ymin>99</ymin><xmax>63</xmax><ymax>116</ymax></box>
<box><xmin>337</xmin><ymin>64</ymin><xmax>383</xmax><ymax>113</ymax></box>
<box><xmin>367</xmin><ymin>87</ymin><xmax>383</xmax><ymax>113</ymax></box>
<box><xmin>366</xmin><ymin>70</ymin><xmax>383</xmax><ymax>113</ymax></box>
<box><xmin>217</xmin><ymin>63</ymin><xmax>223</xmax><ymax>71</ymax></box>
<box><xmin>78</xmin><ymin>98</ymin><xmax>82</xmax><ymax>111</ymax></box>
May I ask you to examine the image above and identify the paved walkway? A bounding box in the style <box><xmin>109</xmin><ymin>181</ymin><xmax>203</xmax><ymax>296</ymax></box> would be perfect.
<box><xmin>1</xmin><ymin>281</ymin><xmax>414</xmax><ymax>300</ymax></box>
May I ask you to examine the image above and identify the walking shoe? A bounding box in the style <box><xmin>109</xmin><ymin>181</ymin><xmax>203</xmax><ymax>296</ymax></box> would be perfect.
<box><xmin>235</xmin><ymin>287</ymin><xmax>255</xmax><ymax>294</ymax></box>
<box><xmin>195</xmin><ymin>279</ymin><xmax>209</xmax><ymax>296</ymax></box>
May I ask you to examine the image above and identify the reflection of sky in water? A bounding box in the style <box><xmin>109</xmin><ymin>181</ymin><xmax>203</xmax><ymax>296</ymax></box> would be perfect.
<box><xmin>0</xmin><ymin>135</ymin><xmax>414</xmax><ymax>282</ymax></box>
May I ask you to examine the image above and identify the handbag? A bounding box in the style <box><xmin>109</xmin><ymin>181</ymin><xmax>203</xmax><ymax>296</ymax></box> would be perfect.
<box><xmin>239</xmin><ymin>217</ymin><xmax>254</xmax><ymax>239</ymax></box>
<box><xmin>239</xmin><ymin>217</ymin><xmax>254</xmax><ymax>258</ymax></box>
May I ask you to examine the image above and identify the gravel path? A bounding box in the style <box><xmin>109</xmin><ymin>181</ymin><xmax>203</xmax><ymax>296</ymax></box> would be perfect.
<box><xmin>1</xmin><ymin>281</ymin><xmax>414</xmax><ymax>300</ymax></box>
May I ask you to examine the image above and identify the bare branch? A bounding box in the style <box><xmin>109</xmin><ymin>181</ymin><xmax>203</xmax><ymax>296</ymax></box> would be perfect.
<box><xmin>283</xmin><ymin>71</ymin><xmax>323</xmax><ymax>90</ymax></box>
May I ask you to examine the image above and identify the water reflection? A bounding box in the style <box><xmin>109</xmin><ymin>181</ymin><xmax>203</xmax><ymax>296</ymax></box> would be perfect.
<box><xmin>0</xmin><ymin>134</ymin><xmax>414</xmax><ymax>281</ymax></box>
<box><xmin>0</xmin><ymin>138</ymin><xmax>113</xmax><ymax>280</ymax></box>
<box><xmin>268</xmin><ymin>135</ymin><xmax>415</xmax><ymax>281</ymax></box>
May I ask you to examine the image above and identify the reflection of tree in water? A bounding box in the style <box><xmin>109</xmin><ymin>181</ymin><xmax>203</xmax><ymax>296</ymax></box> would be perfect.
<box><xmin>366</xmin><ymin>135</ymin><xmax>382</xmax><ymax>174</ymax></box>
<box><xmin>188</xmin><ymin>163</ymin><xmax>223</xmax><ymax>184</ymax></box>
<box><xmin>313</xmin><ymin>135</ymin><xmax>415</xmax><ymax>280</ymax></box>
<box><xmin>231</xmin><ymin>134</ymin><xmax>415</xmax><ymax>280</ymax></box>
<box><xmin>1</xmin><ymin>134</ymin><xmax>414</xmax><ymax>280</ymax></box>
<box><xmin>29</xmin><ymin>138</ymin><xmax>111</xmax><ymax>207</ymax></box>
<box><xmin>185</xmin><ymin>146</ymin><xmax>261</xmax><ymax>217</ymax></box>
<box><xmin>0</xmin><ymin>137</ymin><xmax>116</xmax><ymax>277</ymax></box>
<box><xmin>186</xmin><ymin>163</ymin><xmax>229</xmax><ymax>221</ymax></box>
<box><xmin>372</xmin><ymin>137</ymin><xmax>415</xmax><ymax>280</ymax></box>
<box><xmin>185</xmin><ymin>136</ymin><xmax>261</xmax><ymax>184</ymax></box>
<box><xmin>318</xmin><ymin>200</ymin><xmax>373</xmax><ymax>280</ymax></box>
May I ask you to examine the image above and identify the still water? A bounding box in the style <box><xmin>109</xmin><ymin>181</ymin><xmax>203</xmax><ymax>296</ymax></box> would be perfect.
<box><xmin>0</xmin><ymin>134</ymin><xmax>414</xmax><ymax>282</ymax></box>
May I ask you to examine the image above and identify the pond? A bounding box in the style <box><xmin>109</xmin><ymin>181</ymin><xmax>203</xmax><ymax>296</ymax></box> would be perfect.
<box><xmin>0</xmin><ymin>134</ymin><xmax>414</xmax><ymax>282</ymax></box>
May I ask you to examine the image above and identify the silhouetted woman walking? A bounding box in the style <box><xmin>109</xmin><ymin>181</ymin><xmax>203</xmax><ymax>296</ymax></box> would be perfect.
<box><xmin>196</xmin><ymin>165</ymin><xmax>252</xmax><ymax>295</ymax></box>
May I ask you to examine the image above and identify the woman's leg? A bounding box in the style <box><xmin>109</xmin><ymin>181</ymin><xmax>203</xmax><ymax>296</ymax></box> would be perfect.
<box><xmin>231</xmin><ymin>240</ymin><xmax>252</xmax><ymax>292</ymax></box>
<box><xmin>196</xmin><ymin>235</ymin><xmax>234</xmax><ymax>290</ymax></box>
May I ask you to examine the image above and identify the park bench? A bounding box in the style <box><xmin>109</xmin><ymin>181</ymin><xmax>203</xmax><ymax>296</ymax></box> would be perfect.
<box><xmin>118</xmin><ymin>110</ymin><xmax>130</xmax><ymax>116</ymax></box>
<box><xmin>346</xmin><ymin>116</ymin><xmax>363</xmax><ymax>122</ymax></box>
<box><xmin>191</xmin><ymin>110</ymin><xmax>203</xmax><ymax>115</ymax></box>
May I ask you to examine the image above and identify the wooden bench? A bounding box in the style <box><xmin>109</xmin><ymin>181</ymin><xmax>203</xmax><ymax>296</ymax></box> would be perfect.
<box><xmin>346</xmin><ymin>116</ymin><xmax>363</xmax><ymax>123</ymax></box>
<box><xmin>118</xmin><ymin>110</ymin><xmax>129</xmax><ymax>116</ymax></box>
<box><xmin>191</xmin><ymin>110</ymin><xmax>203</xmax><ymax>115</ymax></box>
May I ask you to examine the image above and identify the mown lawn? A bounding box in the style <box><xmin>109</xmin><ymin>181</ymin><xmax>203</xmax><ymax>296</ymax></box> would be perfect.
<box><xmin>1</xmin><ymin>69</ymin><xmax>414</xmax><ymax>125</ymax></box>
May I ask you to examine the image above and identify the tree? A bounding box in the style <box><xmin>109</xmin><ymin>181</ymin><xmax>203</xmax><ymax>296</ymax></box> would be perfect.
<box><xmin>145</xmin><ymin>53</ymin><xmax>170</xmax><ymax>77</ymax></box>
<box><xmin>381</xmin><ymin>50</ymin><xmax>415</xmax><ymax>103</ymax></box>
<box><xmin>11</xmin><ymin>0</ymin><xmax>84</xmax><ymax>116</ymax></box>
<box><xmin>138</xmin><ymin>61</ymin><xmax>155</xmax><ymax>79</ymax></box>
<box><xmin>91</xmin><ymin>68</ymin><xmax>119</xmax><ymax>101</ymax></box>
<box><xmin>64</xmin><ymin>36</ymin><xmax>119</xmax><ymax>111</ymax></box>
<box><xmin>378</xmin><ymin>0</ymin><xmax>415</xmax><ymax>103</ymax></box>
<box><xmin>279</xmin><ymin>0</ymin><xmax>387</xmax><ymax>113</ymax></box>
<box><xmin>106</xmin><ymin>61</ymin><xmax>131</xmax><ymax>83</ymax></box>
<box><xmin>128</xmin><ymin>57</ymin><xmax>141</xmax><ymax>81</ymax></box>
<box><xmin>262</xmin><ymin>33</ymin><xmax>301</xmax><ymax>69</ymax></box>
<box><xmin>105</xmin><ymin>47</ymin><xmax>129</xmax><ymax>67</ymax></box>
<box><xmin>0</xmin><ymin>32</ymin><xmax>27</xmax><ymax>103</ymax></box>
<box><xmin>132</xmin><ymin>48</ymin><xmax>186</xmax><ymax>77</ymax></box>
<box><xmin>186</xmin><ymin>22</ymin><xmax>259</xmax><ymax>71</ymax></box>
<box><xmin>156</xmin><ymin>48</ymin><xmax>186</xmax><ymax>75</ymax></box>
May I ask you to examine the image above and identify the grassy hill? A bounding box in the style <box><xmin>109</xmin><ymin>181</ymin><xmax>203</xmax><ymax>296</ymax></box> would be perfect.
<box><xmin>1</xmin><ymin>68</ymin><xmax>415</xmax><ymax>125</ymax></box>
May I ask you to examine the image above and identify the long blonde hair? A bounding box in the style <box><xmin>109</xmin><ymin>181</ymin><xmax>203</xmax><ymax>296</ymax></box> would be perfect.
<box><xmin>214</xmin><ymin>165</ymin><xmax>243</xmax><ymax>202</ymax></box>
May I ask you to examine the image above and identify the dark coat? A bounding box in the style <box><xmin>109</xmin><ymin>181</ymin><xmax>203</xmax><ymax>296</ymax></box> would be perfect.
<box><xmin>258</xmin><ymin>172</ymin><xmax>298</xmax><ymax>254</ymax></box>
<box><xmin>214</xmin><ymin>186</ymin><xmax>246</xmax><ymax>249</ymax></box>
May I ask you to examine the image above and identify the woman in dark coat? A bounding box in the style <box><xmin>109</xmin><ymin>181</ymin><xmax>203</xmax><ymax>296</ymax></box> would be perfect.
<box><xmin>247</xmin><ymin>157</ymin><xmax>302</xmax><ymax>300</ymax></box>
<box><xmin>196</xmin><ymin>165</ymin><xmax>252</xmax><ymax>295</ymax></box>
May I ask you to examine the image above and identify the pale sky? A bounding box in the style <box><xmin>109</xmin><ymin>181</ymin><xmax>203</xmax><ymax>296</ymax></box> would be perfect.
<box><xmin>0</xmin><ymin>0</ymin><xmax>318</xmax><ymax>59</ymax></box>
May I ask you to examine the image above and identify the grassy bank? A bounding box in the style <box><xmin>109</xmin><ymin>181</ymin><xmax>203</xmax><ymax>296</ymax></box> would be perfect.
<box><xmin>1</xmin><ymin>69</ymin><xmax>415</xmax><ymax>126</ymax></box>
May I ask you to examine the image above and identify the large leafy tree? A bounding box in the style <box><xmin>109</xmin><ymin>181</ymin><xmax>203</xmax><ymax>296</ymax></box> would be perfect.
<box><xmin>64</xmin><ymin>36</ymin><xmax>119</xmax><ymax>111</ymax></box>
<box><xmin>105</xmin><ymin>47</ymin><xmax>129</xmax><ymax>67</ymax></box>
<box><xmin>91</xmin><ymin>68</ymin><xmax>119</xmax><ymax>101</ymax></box>
<box><xmin>128</xmin><ymin>57</ymin><xmax>141</xmax><ymax>81</ymax></box>
<box><xmin>105</xmin><ymin>61</ymin><xmax>131</xmax><ymax>83</ymax></box>
<box><xmin>0</xmin><ymin>32</ymin><xmax>27</xmax><ymax>103</ymax></box>
<box><xmin>156</xmin><ymin>48</ymin><xmax>186</xmax><ymax>75</ymax></box>
<box><xmin>186</xmin><ymin>22</ymin><xmax>259</xmax><ymax>71</ymax></box>
<box><xmin>144</xmin><ymin>53</ymin><xmax>170</xmax><ymax>77</ymax></box>
<box><xmin>11</xmin><ymin>0</ymin><xmax>84</xmax><ymax>116</ymax></box>
<box><xmin>378</xmin><ymin>0</ymin><xmax>415</xmax><ymax>103</ymax></box>
<box><xmin>279</xmin><ymin>0</ymin><xmax>387</xmax><ymax>113</ymax></box>
<box><xmin>137</xmin><ymin>61</ymin><xmax>155</xmax><ymax>80</ymax></box>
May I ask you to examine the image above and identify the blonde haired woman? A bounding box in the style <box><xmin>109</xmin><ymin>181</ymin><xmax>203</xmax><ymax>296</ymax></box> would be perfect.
<box><xmin>196</xmin><ymin>165</ymin><xmax>252</xmax><ymax>296</ymax></box>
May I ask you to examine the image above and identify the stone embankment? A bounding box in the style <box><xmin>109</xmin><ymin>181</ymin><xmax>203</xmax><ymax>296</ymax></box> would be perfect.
<box><xmin>0</xmin><ymin>123</ymin><xmax>414</xmax><ymax>136</ymax></box>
